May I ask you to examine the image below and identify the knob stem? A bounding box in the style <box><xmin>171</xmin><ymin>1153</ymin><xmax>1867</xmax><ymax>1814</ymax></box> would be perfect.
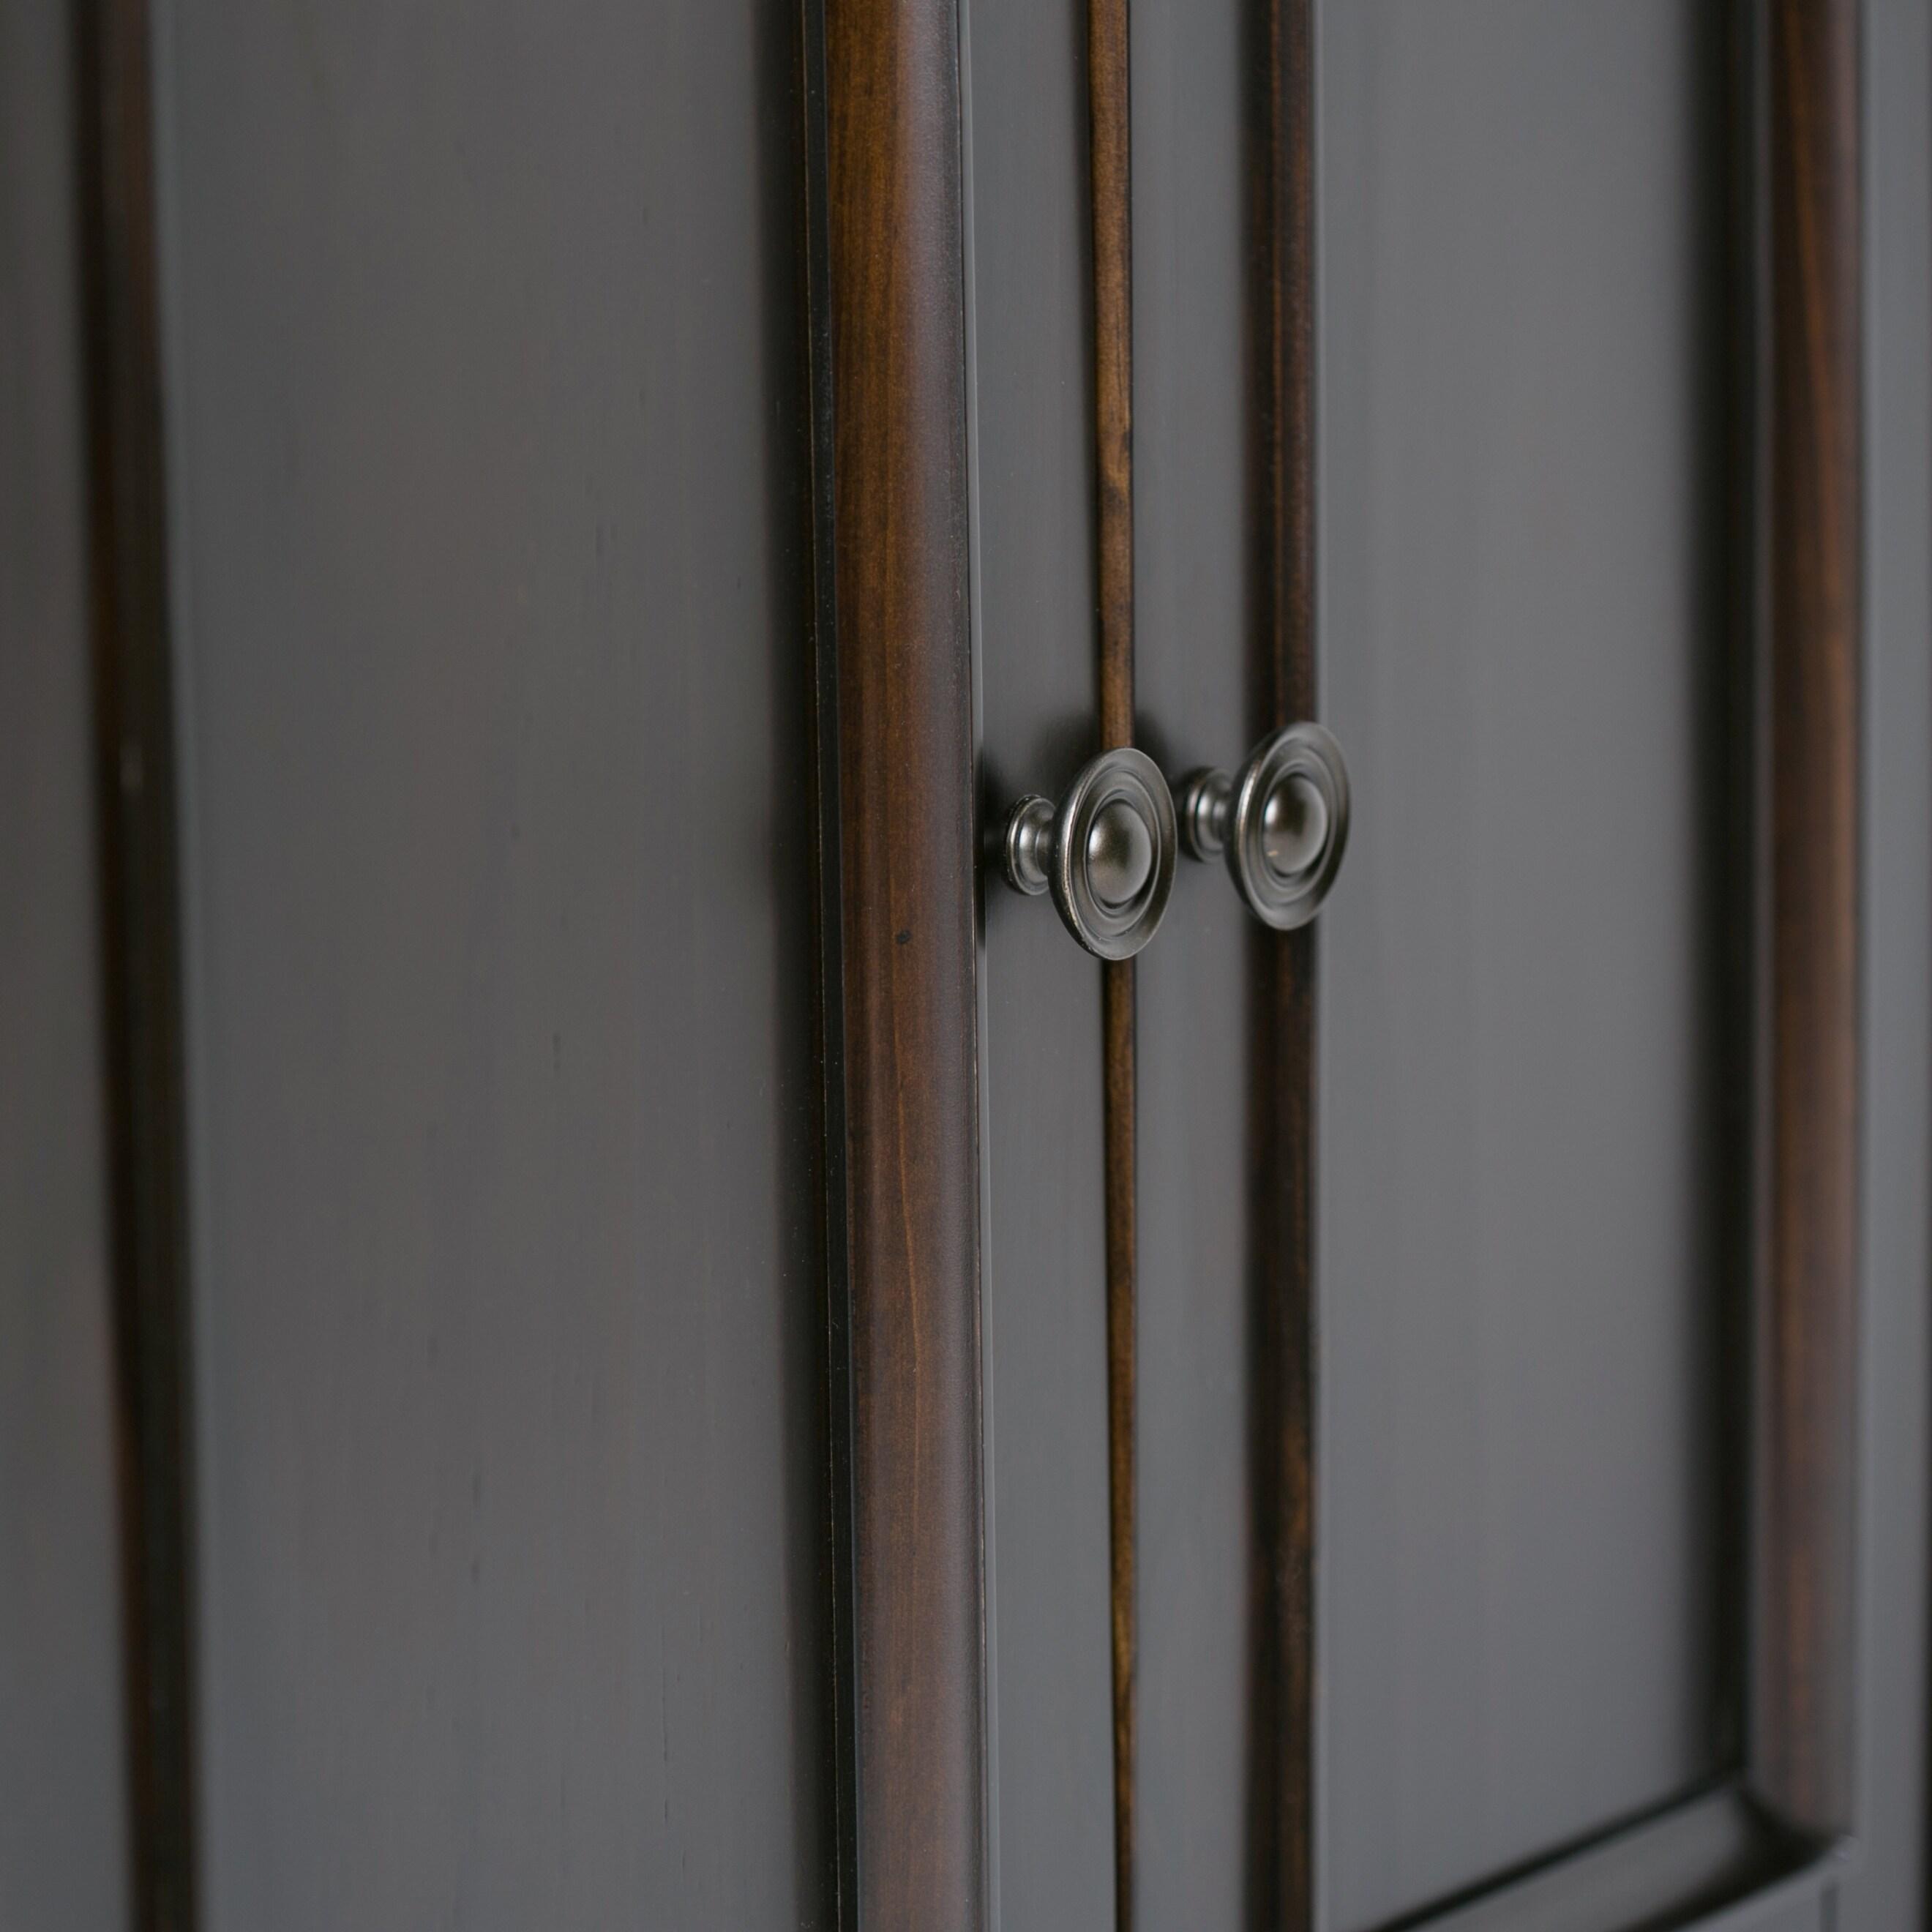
<box><xmin>1175</xmin><ymin>768</ymin><xmax>1233</xmax><ymax>861</ymax></box>
<box><xmin>1002</xmin><ymin>795</ymin><xmax>1055</xmax><ymax>895</ymax></box>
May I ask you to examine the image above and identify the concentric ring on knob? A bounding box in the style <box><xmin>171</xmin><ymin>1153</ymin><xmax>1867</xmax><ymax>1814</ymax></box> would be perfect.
<box><xmin>1050</xmin><ymin>746</ymin><xmax>1176</xmax><ymax>960</ymax></box>
<box><xmin>1227</xmin><ymin>722</ymin><xmax>1349</xmax><ymax>929</ymax></box>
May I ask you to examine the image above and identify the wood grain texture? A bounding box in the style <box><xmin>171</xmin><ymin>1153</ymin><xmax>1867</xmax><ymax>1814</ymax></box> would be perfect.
<box><xmin>75</xmin><ymin>1</ymin><xmax>199</xmax><ymax>1926</ymax></box>
<box><xmin>822</xmin><ymin>0</ymin><xmax>986</xmax><ymax>1922</ymax></box>
<box><xmin>1089</xmin><ymin>0</ymin><xmax>1134</xmax><ymax>755</ymax></box>
<box><xmin>74</xmin><ymin>1</ymin><xmax>200</xmax><ymax>1926</ymax></box>
<box><xmin>1246</xmin><ymin>0</ymin><xmax>1316</xmax><ymax>1923</ymax></box>
<box><xmin>1756</xmin><ymin>0</ymin><xmax>1862</xmax><ymax>1842</ymax></box>
<box><xmin>1103</xmin><ymin>954</ymin><xmax>1137</xmax><ymax>1932</ymax></box>
<box><xmin>1087</xmin><ymin>0</ymin><xmax>1138</xmax><ymax>1921</ymax></box>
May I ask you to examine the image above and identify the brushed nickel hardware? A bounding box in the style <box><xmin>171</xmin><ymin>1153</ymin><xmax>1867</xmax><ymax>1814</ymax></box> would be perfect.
<box><xmin>997</xmin><ymin>746</ymin><xmax>1177</xmax><ymax>960</ymax></box>
<box><xmin>1173</xmin><ymin>722</ymin><xmax>1350</xmax><ymax>929</ymax></box>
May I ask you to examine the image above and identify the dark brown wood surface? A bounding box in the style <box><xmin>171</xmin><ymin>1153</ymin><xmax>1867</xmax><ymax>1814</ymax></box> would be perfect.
<box><xmin>75</xmin><ymin>0</ymin><xmax>199</xmax><ymax>1925</ymax></box>
<box><xmin>1247</xmin><ymin>0</ymin><xmax>1317</xmax><ymax>1923</ymax></box>
<box><xmin>823</xmin><ymin>0</ymin><xmax>986</xmax><ymax>1923</ymax></box>
<box><xmin>1756</xmin><ymin>0</ymin><xmax>1862</xmax><ymax>1842</ymax></box>
<box><xmin>1087</xmin><ymin>0</ymin><xmax>1139</xmax><ymax>1920</ymax></box>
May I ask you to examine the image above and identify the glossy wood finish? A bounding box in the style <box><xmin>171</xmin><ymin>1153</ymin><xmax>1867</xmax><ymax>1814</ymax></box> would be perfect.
<box><xmin>1087</xmin><ymin>0</ymin><xmax>1139</xmax><ymax>1917</ymax></box>
<box><xmin>1248</xmin><ymin>0</ymin><xmax>1317</xmax><ymax>1923</ymax></box>
<box><xmin>75</xmin><ymin>0</ymin><xmax>200</xmax><ymax>1923</ymax></box>
<box><xmin>822</xmin><ymin>0</ymin><xmax>986</xmax><ymax>1923</ymax></box>
<box><xmin>1101</xmin><ymin>959</ymin><xmax>1137</xmax><ymax>1928</ymax></box>
<box><xmin>1754</xmin><ymin>0</ymin><xmax>1862</xmax><ymax>1841</ymax></box>
<box><xmin>1089</xmin><ymin>0</ymin><xmax>1134</xmax><ymax>759</ymax></box>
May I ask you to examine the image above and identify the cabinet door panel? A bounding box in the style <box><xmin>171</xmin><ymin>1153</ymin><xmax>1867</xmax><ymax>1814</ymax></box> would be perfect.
<box><xmin>1319</xmin><ymin>2</ymin><xmax>1737</xmax><ymax>1922</ymax></box>
<box><xmin>157</xmin><ymin>1</ymin><xmax>829</xmax><ymax>1922</ymax></box>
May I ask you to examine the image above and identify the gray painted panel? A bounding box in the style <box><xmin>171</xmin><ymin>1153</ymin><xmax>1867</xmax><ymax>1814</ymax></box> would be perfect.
<box><xmin>1132</xmin><ymin>0</ymin><xmax>1254</xmax><ymax>1922</ymax></box>
<box><xmin>154</xmin><ymin>1</ymin><xmax>829</xmax><ymax>1924</ymax></box>
<box><xmin>1838</xmin><ymin>0</ymin><xmax>1932</xmax><ymax>1923</ymax></box>
<box><xmin>1690</xmin><ymin>1872</ymin><xmax>1830</xmax><ymax>1932</ymax></box>
<box><xmin>967</xmin><ymin>0</ymin><xmax>1116</xmax><ymax>1924</ymax></box>
<box><xmin>0</xmin><ymin>4</ymin><xmax>133</xmax><ymax>1922</ymax></box>
<box><xmin>1318</xmin><ymin>3</ymin><xmax>1729</xmax><ymax>1922</ymax></box>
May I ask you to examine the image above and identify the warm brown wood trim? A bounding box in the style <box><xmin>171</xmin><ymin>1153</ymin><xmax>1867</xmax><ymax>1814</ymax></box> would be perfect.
<box><xmin>74</xmin><ymin>0</ymin><xmax>200</xmax><ymax>1927</ymax></box>
<box><xmin>1089</xmin><ymin>0</ymin><xmax>1134</xmax><ymax>756</ymax></box>
<box><xmin>1102</xmin><ymin>957</ymin><xmax>1137</xmax><ymax>1932</ymax></box>
<box><xmin>819</xmin><ymin>0</ymin><xmax>986</xmax><ymax>1922</ymax></box>
<box><xmin>1753</xmin><ymin>0</ymin><xmax>1862</xmax><ymax>1842</ymax></box>
<box><xmin>1246</xmin><ymin>0</ymin><xmax>1317</xmax><ymax>1923</ymax></box>
<box><xmin>1086</xmin><ymin>0</ymin><xmax>1138</xmax><ymax>1920</ymax></box>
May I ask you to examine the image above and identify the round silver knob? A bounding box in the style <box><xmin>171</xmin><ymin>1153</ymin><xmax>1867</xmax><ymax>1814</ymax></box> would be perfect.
<box><xmin>1260</xmin><ymin>774</ymin><xmax>1328</xmax><ymax>880</ymax></box>
<box><xmin>997</xmin><ymin>746</ymin><xmax>1177</xmax><ymax>960</ymax></box>
<box><xmin>1174</xmin><ymin>722</ymin><xmax>1349</xmax><ymax>929</ymax></box>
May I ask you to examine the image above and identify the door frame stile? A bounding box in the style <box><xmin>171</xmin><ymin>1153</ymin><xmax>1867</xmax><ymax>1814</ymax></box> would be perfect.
<box><xmin>809</xmin><ymin>0</ymin><xmax>989</xmax><ymax>1925</ymax></box>
<box><xmin>1248</xmin><ymin>0</ymin><xmax>1319</xmax><ymax>1921</ymax></box>
<box><xmin>1753</xmin><ymin>0</ymin><xmax>1863</xmax><ymax>1844</ymax></box>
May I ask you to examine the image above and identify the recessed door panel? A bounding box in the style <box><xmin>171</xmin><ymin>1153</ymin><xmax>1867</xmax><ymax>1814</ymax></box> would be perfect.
<box><xmin>157</xmin><ymin>1</ymin><xmax>829</xmax><ymax>1922</ymax></box>
<box><xmin>1319</xmin><ymin>2</ymin><xmax>1739</xmax><ymax>1922</ymax></box>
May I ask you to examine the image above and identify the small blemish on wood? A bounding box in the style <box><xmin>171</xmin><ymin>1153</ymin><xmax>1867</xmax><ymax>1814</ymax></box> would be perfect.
<box><xmin>895</xmin><ymin>929</ymin><xmax>911</xmax><ymax>946</ymax></box>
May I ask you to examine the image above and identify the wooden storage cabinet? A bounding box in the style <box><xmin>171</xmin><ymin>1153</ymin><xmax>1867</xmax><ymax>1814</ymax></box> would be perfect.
<box><xmin>1</xmin><ymin>0</ymin><xmax>1926</xmax><ymax>1928</ymax></box>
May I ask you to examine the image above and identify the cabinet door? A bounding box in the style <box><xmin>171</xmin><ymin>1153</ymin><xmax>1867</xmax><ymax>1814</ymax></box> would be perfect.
<box><xmin>826</xmin><ymin>0</ymin><xmax>1930</xmax><ymax>1929</ymax></box>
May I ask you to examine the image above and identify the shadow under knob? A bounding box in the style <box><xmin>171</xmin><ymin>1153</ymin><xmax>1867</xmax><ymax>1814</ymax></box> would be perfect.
<box><xmin>997</xmin><ymin>746</ymin><xmax>1177</xmax><ymax>960</ymax></box>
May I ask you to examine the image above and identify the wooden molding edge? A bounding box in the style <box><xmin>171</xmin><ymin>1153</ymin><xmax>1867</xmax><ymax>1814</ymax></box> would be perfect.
<box><xmin>1246</xmin><ymin>0</ymin><xmax>1318</xmax><ymax>1922</ymax></box>
<box><xmin>1754</xmin><ymin>0</ymin><xmax>1863</xmax><ymax>1843</ymax></box>
<box><xmin>812</xmin><ymin>0</ymin><xmax>987</xmax><ymax>1924</ymax></box>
